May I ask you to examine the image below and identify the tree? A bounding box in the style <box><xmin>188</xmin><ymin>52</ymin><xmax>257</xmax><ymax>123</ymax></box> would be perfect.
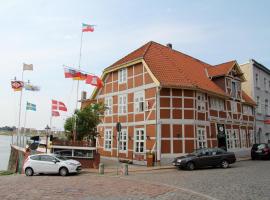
<box><xmin>64</xmin><ymin>103</ymin><xmax>105</xmax><ymax>141</ymax></box>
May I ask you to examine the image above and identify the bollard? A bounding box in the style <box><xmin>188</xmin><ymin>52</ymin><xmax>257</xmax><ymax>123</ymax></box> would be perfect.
<box><xmin>99</xmin><ymin>163</ymin><xmax>104</xmax><ymax>175</ymax></box>
<box><xmin>123</xmin><ymin>163</ymin><xmax>128</xmax><ymax>176</ymax></box>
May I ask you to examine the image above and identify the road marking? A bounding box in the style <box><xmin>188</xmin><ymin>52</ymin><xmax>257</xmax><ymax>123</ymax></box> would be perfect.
<box><xmin>120</xmin><ymin>176</ymin><xmax>219</xmax><ymax>200</ymax></box>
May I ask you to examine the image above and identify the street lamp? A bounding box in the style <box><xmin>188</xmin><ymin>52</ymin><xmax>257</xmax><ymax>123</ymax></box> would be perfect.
<box><xmin>45</xmin><ymin>125</ymin><xmax>50</xmax><ymax>153</ymax></box>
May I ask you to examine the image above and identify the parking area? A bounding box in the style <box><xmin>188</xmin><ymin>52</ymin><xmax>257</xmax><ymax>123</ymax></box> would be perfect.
<box><xmin>0</xmin><ymin>160</ymin><xmax>269</xmax><ymax>200</ymax></box>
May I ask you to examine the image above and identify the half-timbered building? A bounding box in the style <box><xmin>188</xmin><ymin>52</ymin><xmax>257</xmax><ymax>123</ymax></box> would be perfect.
<box><xmin>84</xmin><ymin>41</ymin><xmax>256</xmax><ymax>165</ymax></box>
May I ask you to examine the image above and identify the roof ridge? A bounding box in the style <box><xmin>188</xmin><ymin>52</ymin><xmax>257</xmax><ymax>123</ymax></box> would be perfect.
<box><xmin>213</xmin><ymin>60</ymin><xmax>236</xmax><ymax>67</ymax></box>
<box><xmin>142</xmin><ymin>41</ymin><xmax>153</xmax><ymax>59</ymax></box>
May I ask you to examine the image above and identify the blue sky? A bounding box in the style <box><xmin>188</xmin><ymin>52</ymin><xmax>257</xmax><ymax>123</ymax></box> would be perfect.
<box><xmin>0</xmin><ymin>0</ymin><xmax>269</xmax><ymax>130</ymax></box>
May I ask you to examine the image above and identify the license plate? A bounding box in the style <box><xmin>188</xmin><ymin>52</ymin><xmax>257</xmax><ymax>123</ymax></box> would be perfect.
<box><xmin>256</xmin><ymin>150</ymin><xmax>262</xmax><ymax>153</ymax></box>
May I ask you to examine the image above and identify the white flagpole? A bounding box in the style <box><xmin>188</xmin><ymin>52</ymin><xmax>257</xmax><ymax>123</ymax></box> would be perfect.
<box><xmin>17</xmin><ymin>70</ymin><xmax>24</xmax><ymax>146</ymax></box>
<box><xmin>23</xmin><ymin>106</ymin><xmax>28</xmax><ymax>147</ymax></box>
<box><xmin>73</xmin><ymin>30</ymin><xmax>84</xmax><ymax>141</ymax></box>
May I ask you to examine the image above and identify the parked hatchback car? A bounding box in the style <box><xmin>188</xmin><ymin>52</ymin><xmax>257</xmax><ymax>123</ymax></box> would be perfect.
<box><xmin>23</xmin><ymin>154</ymin><xmax>82</xmax><ymax>176</ymax></box>
<box><xmin>173</xmin><ymin>148</ymin><xmax>236</xmax><ymax>170</ymax></box>
<box><xmin>251</xmin><ymin>143</ymin><xmax>270</xmax><ymax>160</ymax></box>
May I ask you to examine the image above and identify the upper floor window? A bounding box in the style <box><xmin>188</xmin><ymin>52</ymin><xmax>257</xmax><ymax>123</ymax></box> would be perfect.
<box><xmin>265</xmin><ymin>99</ymin><xmax>269</xmax><ymax>115</ymax></box>
<box><xmin>231</xmin><ymin>81</ymin><xmax>237</xmax><ymax>98</ymax></box>
<box><xmin>210</xmin><ymin>97</ymin><xmax>224</xmax><ymax>111</ymax></box>
<box><xmin>105</xmin><ymin>97</ymin><xmax>113</xmax><ymax>116</ymax></box>
<box><xmin>118</xmin><ymin>94</ymin><xmax>127</xmax><ymax>115</ymax></box>
<box><xmin>243</xmin><ymin>105</ymin><xmax>253</xmax><ymax>115</ymax></box>
<box><xmin>264</xmin><ymin>78</ymin><xmax>267</xmax><ymax>90</ymax></box>
<box><xmin>257</xmin><ymin>96</ymin><xmax>261</xmax><ymax>114</ymax></box>
<box><xmin>255</xmin><ymin>73</ymin><xmax>259</xmax><ymax>88</ymax></box>
<box><xmin>118</xmin><ymin>68</ymin><xmax>127</xmax><ymax>84</ymax></box>
<box><xmin>197</xmin><ymin>92</ymin><xmax>206</xmax><ymax>111</ymax></box>
<box><xmin>231</xmin><ymin>101</ymin><xmax>238</xmax><ymax>113</ymax></box>
<box><xmin>134</xmin><ymin>91</ymin><xmax>145</xmax><ymax>113</ymax></box>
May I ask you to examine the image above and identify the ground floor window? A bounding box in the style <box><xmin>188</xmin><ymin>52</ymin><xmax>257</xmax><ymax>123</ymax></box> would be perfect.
<box><xmin>134</xmin><ymin>129</ymin><xmax>145</xmax><ymax>153</ymax></box>
<box><xmin>197</xmin><ymin>127</ymin><xmax>207</xmax><ymax>148</ymax></box>
<box><xmin>240</xmin><ymin>129</ymin><xmax>247</xmax><ymax>148</ymax></box>
<box><xmin>226</xmin><ymin>129</ymin><xmax>240</xmax><ymax>149</ymax></box>
<box><xmin>104</xmin><ymin>129</ymin><xmax>112</xmax><ymax>150</ymax></box>
<box><xmin>119</xmin><ymin>129</ymin><xmax>127</xmax><ymax>152</ymax></box>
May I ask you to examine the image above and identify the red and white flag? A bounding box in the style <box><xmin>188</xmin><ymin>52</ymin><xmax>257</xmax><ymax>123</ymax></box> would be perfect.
<box><xmin>52</xmin><ymin>100</ymin><xmax>67</xmax><ymax>112</ymax></box>
<box><xmin>85</xmin><ymin>75</ymin><xmax>103</xmax><ymax>88</ymax></box>
<box><xmin>51</xmin><ymin>110</ymin><xmax>60</xmax><ymax>117</ymax></box>
<box><xmin>82</xmin><ymin>23</ymin><xmax>95</xmax><ymax>32</ymax></box>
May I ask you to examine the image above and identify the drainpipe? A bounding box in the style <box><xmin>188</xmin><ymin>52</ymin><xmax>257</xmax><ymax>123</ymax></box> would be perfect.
<box><xmin>155</xmin><ymin>86</ymin><xmax>161</xmax><ymax>165</ymax></box>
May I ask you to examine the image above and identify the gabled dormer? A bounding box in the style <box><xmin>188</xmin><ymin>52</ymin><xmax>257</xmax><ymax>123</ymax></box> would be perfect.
<box><xmin>208</xmin><ymin>60</ymin><xmax>245</xmax><ymax>100</ymax></box>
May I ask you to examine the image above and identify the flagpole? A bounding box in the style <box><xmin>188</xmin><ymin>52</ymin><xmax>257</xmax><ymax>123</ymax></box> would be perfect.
<box><xmin>23</xmin><ymin>106</ymin><xmax>28</xmax><ymax>147</ymax></box>
<box><xmin>73</xmin><ymin>30</ymin><xmax>84</xmax><ymax>141</ymax></box>
<box><xmin>17</xmin><ymin>70</ymin><xmax>24</xmax><ymax>146</ymax></box>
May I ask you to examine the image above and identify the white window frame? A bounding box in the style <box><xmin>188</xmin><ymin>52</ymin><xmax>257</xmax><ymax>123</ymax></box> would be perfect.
<box><xmin>134</xmin><ymin>129</ymin><xmax>145</xmax><ymax>153</ymax></box>
<box><xmin>231</xmin><ymin>101</ymin><xmax>237</xmax><ymax>113</ymax></box>
<box><xmin>105</xmin><ymin>97</ymin><xmax>113</xmax><ymax>116</ymax></box>
<box><xmin>240</xmin><ymin>129</ymin><xmax>247</xmax><ymax>148</ymax></box>
<box><xmin>197</xmin><ymin>127</ymin><xmax>207</xmax><ymax>149</ymax></box>
<box><xmin>134</xmin><ymin>91</ymin><xmax>145</xmax><ymax>113</ymax></box>
<box><xmin>210</xmin><ymin>97</ymin><xmax>224</xmax><ymax>111</ymax></box>
<box><xmin>118</xmin><ymin>68</ymin><xmax>127</xmax><ymax>84</ymax></box>
<box><xmin>104</xmin><ymin>129</ymin><xmax>112</xmax><ymax>151</ymax></box>
<box><xmin>119</xmin><ymin>129</ymin><xmax>128</xmax><ymax>152</ymax></box>
<box><xmin>197</xmin><ymin>92</ymin><xmax>206</xmax><ymax>112</ymax></box>
<box><xmin>118</xmin><ymin>94</ymin><xmax>127</xmax><ymax>115</ymax></box>
<box><xmin>243</xmin><ymin>105</ymin><xmax>253</xmax><ymax>115</ymax></box>
<box><xmin>231</xmin><ymin>81</ymin><xmax>237</xmax><ymax>99</ymax></box>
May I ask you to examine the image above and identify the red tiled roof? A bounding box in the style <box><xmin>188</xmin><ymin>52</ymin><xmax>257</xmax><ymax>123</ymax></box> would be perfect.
<box><xmin>207</xmin><ymin>61</ymin><xmax>236</xmax><ymax>77</ymax></box>
<box><xmin>107</xmin><ymin>41</ymin><xmax>227</xmax><ymax>97</ymax></box>
<box><xmin>242</xmin><ymin>91</ymin><xmax>256</xmax><ymax>105</ymax></box>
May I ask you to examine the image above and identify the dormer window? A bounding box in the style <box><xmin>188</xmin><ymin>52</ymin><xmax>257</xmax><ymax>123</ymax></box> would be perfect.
<box><xmin>118</xmin><ymin>68</ymin><xmax>127</xmax><ymax>84</ymax></box>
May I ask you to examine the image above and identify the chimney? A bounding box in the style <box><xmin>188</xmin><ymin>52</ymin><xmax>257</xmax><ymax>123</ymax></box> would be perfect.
<box><xmin>166</xmin><ymin>43</ymin><xmax>172</xmax><ymax>49</ymax></box>
<box><xmin>81</xmin><ymin>91</ymin><xmax>87</xmax><ymax>100</ymax></box>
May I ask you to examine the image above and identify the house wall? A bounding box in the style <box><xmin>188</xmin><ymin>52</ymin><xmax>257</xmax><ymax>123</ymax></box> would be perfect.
<box><xmin>96</xmin><ymin>62</ymin><xmax>157</xmax><ymax>164</ymax></box>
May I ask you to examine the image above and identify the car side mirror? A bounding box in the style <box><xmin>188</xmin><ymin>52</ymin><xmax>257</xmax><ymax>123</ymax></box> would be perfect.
<box><xmin>52</xmin><ymin>159</ymin><xmax>59</xmax><ymax>164</ymax></box>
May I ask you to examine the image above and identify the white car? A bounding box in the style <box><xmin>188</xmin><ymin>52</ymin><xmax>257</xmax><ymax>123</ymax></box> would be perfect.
<box><xmin>23</xmin><ymin>154</ymin><xmax>82</xmax><ymax>176</ymax></box>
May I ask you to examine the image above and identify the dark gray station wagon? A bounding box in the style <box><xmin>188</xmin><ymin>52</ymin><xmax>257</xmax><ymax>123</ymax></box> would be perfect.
<box><xmin>173</xmin><ymin>148</ymin><xmax>236</xmax><ymax>170</ymax></box>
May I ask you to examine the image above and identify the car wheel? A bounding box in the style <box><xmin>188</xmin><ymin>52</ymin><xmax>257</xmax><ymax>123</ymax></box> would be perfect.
<box><xmin>25</xmin><ymin>167</ymin><xmax>34</xmax><ymax>176</ymax></box>
<box><xmin>59</xmin><ymin>167</ymin><xmax>68</xmax><ymax>176</ymax></box>
<box><xmin>186</xmin><ymin>162</ymin><xmax>195</xmax><ymax>170</ymax></box>
<box><xmin>221</xmin><ymin>160</ymin><xmax>229</xmax><ymax>169</ymax></box>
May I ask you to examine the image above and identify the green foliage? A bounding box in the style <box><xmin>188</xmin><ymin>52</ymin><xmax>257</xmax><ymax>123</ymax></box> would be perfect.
<box><xmin>0</xmin><ymin>171</ymin><xmax>14</xmax><ymax>176</ymax></box>
<box><xmin>64</xmin><ymin>103</ymin><xmax>105</xmax><ymax>141</ymax></box>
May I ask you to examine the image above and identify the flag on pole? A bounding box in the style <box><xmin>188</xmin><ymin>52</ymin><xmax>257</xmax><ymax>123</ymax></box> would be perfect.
<box><xmin>11</xmin><ymin>81</ymin><xmax>24</xmax><ymax>91</ymax></box>
<box><xmin>82</xmin><ymin>23</ymin><xmax>95</xmax><ymax>32</ymax></box>
<box><xmin>23</xmin><ymin>63</ymin><xmax>33</xmax><ymax>71</ymax></box>
<box><xmin>73</xmin><ymin>72</ymin><xmax>87</xmax><ymax>80</ymax></box>
<box><xmin>64</xmin><ymin>67</ymin><xmax>77</xmax><ymax>78</ymax></box>
<box><xmin>26</xmin><ymin>102</ymin><xmax>36</xmax><ymax>111</ymax></box>
<box><xmin>85</xmin><ymin>75</ymin><xmax>103</xmax><ymax>88</ymax></box>
<box><xmin>52</xmin><ymin>110</ymin><xmax>60</xmax><ymax>117</ymax></box>
<box><xmin>24</xmin><ymin>83</ymin><xmax>40</xmax><ymax>91</ymax></box>
<box><xmin>52</xmin><ymin>100</ymin><xmax>67</xmax><ymax>112</ymax></box>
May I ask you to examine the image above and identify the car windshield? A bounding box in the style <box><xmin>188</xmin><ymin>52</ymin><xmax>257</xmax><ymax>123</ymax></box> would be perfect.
<box><xmin>54</xmin><ymin>154</ymin><xmax>68</xmax><ymax>161</ymax></box>
<box><xmin>191</xmin><ymin>149</ymin><xmax>208</xmax><ymax>155</ymax></box>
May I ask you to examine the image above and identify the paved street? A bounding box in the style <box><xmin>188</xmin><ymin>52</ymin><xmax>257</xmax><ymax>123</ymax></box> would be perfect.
<box><xmin>0</xmin><ymin>160</ymin><xmax>269</xmax><ymax>200</ymax></box>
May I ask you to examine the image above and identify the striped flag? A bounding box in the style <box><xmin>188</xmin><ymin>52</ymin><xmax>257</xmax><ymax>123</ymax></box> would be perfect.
<box><xmin>26</xmin><ymin>102</ymin><xmax>36</xmax><ymax>111</ymax></box>
<box><xmin>82</xmin><ymin>23</ymin><xmax>95</xmax><ymax>32</ymax></box>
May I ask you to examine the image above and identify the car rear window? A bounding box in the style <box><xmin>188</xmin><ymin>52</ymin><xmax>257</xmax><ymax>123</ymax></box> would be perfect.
<box><xmin>257</xmin><ymin>144</ymin><xmax>266</xmax><ymax>149</ymax></box>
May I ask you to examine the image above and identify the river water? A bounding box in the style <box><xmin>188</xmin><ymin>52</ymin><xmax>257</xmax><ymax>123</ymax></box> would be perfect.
<box><xmin>0</xmin><ymin>135</ymin><xmax>12</xmax><ymax>170</ymax></box>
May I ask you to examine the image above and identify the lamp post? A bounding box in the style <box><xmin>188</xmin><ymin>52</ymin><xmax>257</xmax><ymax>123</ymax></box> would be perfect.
<box><xmin>45</xmin><ymin>125</ymin><xmax>50</xmax><ymax>153</ymax></box>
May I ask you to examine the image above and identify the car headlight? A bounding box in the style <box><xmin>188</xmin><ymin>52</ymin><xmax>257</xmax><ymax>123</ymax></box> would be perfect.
<box><xmin>67</xmin><ymin>162</ymin><xmax>77</xmax><ymax>166</ymax></box>
<box><xmin>177</xmin><ymin>159</ymin><xmax>182</xmax><ymax>163</ymax></box>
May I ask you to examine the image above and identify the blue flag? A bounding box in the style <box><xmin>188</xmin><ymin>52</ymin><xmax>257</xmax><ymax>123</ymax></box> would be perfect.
<box><xmin>26</xmin><ymin>102</ymin><xmax>36</xmax><ymax>111</ymax></box>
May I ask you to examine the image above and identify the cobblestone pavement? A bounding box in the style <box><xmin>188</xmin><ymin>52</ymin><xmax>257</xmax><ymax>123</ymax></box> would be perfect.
<box><xmin>124</xmin><ymin>160</ymin><xmax>270</xmax><ymax>200</ymax></box>
<box><xmin>0</xmin><ymin>160</ymin><xmax>269</xmax><ymax>200</ymax></box>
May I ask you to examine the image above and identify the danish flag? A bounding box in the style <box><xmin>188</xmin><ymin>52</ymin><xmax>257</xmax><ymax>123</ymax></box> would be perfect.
<box><xmin>51</xmin><ymin>100</ymin><xmax>67</xmax><ymax>112</ymax></box>
<box><xmin>51</xmin><ymin>110</ymin><xmax>60</xmax><ymax>117</ymax></box>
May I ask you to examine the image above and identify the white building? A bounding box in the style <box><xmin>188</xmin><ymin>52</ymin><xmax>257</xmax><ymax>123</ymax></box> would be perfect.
<box><xmin>240</xmin><ymin>59</ymin><xmax>270</xmax><ymax>143</ymax></box>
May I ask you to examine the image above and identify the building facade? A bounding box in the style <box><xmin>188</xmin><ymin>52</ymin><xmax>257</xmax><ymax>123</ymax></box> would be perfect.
<box><xmin>87</xmin><ymin>41</ymin><xmax>255</xmax><ymax>165</ymax></box>
<box><xmin>240</xmin><ymin>59</ymin><xmax>270</xmax><ymax>143</ymax></box>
